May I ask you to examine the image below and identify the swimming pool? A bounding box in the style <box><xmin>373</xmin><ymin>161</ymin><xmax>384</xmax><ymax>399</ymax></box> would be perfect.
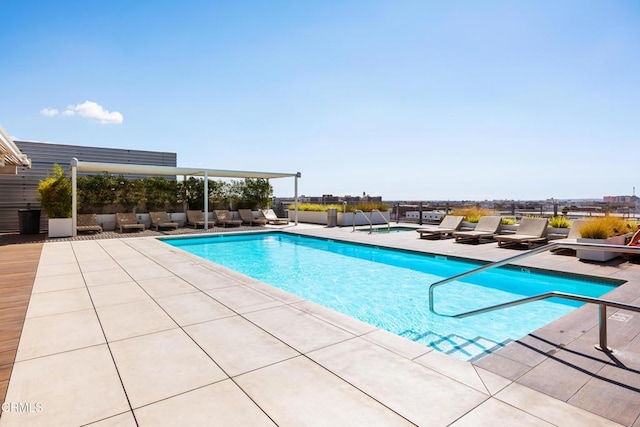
<box><xmin>164</xmin><ymin>232</ymin><xmax>619</xmax><ymax>361</ymax></box>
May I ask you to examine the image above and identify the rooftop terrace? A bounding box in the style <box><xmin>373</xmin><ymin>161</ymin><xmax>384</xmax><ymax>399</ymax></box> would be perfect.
<box><xmin>1</xmin><ymin>224</ymin><xmax>639</xmax><ymax>426</ymax></box>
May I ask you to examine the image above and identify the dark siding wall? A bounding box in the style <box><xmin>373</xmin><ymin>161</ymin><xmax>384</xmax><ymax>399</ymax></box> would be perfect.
<box><xmin>0</xmin><ymin>141</ymin><xmax>177</xmax><ymax>232</ymax></box>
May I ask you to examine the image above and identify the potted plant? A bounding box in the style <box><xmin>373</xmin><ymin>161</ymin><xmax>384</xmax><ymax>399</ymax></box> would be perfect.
<box><xmin>37</xmin><ymin>163</ymin><xmax>73</xmax><ymax>237</ymax></box>
<box><xmin>576</xmin><ymin>216</ymin><xmax>635</xmax><ymax>261</ymax></box>
<box><xmin>548</xmin><ymin>216</ymin><xmax>571</xmax><ymax>238</ymax></box>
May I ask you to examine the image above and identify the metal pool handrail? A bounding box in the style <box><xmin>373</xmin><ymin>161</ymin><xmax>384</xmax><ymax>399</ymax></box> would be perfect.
<box><xmin>428</xmin><ymin>241</ymin><xmax>640</xmax><ymax>351</ymax></box>
<box><xmin>352</xmin><ymin>209</ymin><xmax>372</xmax><ymax>233</ymax></box>
<box><xmin>371</xmin><ymin>209</ymin><xmax>390</xmax><ymax>233</ymax></box>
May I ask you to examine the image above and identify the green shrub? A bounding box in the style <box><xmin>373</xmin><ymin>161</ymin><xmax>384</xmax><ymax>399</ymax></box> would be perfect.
<box><xmin>38</xmin><ymin>164</ymin><xmax>72</xmax><ymax>218</ymax></box>
<box><xmin>345</xmin><ymin>202</ymin><xmax>390</xmax><ymax>213</ymax></box>
<box><xmin>579</xmin><ymin>216</ymin><xmax>635</xmax><ymax>239</ymax></box>
<box><xmin>296</xmin><ymin>203</ymin><xmax>343</xmax><ymax>212</ymax></box>
<box><xmin>449</xmin><ymin>207</ymin><xmax>494</xmax><ymax>223</ymax></box>
<box><xmin>501</xmin><ymin>217</ymin><xmax>516</xmax><ymax>225</ymax></box>
<box><xmin>548</xmin><ymin>216</ymin><xmax>572</xmax><ymax>228</ymax></box>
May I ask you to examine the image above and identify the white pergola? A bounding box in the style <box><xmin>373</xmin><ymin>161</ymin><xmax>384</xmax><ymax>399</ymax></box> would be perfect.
<box><xmin>70</xmin><ymin>158</ymin><xmax>301</xmax><ymax>236</ymax></box>
<box><xmin>0</xmin><ymin>125</ymin><xmax>31</xmax><ymax>174</ymax></box>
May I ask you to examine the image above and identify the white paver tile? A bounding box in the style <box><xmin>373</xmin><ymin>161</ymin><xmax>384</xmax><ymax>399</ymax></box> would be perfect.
<box><xmin>16</xmin><ymin>309</ymin><xmax>105</xmax><ymax>361</ymax></box>
<box><xmin>181</xmin><ymin>270</ymin><xmax>243</xmax><ymax>291</ymax></box>
<box><xmin>31</xmin><ymin>272</ymin><xmax>85</xmax><ymax>293</ymax></box>
<box><xmin>136</xmin><ymin>276</ymin><xmax>198</xmax><ymax>299</ymax></box>
<box><xmin>96</xmin><ymin>300</ymin><xmax>177</xmax><ymax>342</ymax></box>
<box><xmin>25</xmin><ymin>288</ymin><xmax>92</xmax><ymax>318</ymax></box>
<box><xmin>292</xmin><ymin>299</ymin><xmax>379</xmax><ymax>336</ymax></box>
<box><xmin>1</xmin><ymin>345</ymin><xmax>129</xmax><ymax>427</ymax></box>
<box><xmin>88</xmin><ymin>281</ymin><xmax>150</xmax><ymax>308</ymax></box>
<box><xmin>83</xmin><ymin>268</ymin><xmax>133</xmax><ymax>287</ymax></box>
<box><xmin>244</xmin><ymin>305</ymin><xmax>355</xmax><ymax>353</ymax></box>
<box><xmin>156</xmin><ymin>292</ymin><xmax>235</xmax><ymax>326</ymax></box>
<box><xmin>185</xmin><ymin>316</ymin><xmax>299</xmax><ymax>376</ymax></box>
<box><xmin>205</xmin><ymin>286</ymin><xmax>283</xmax><ymax>313</ymax></box>
<box><xmin>414</xmin><ymin>350</ymin><xmax>489</xmax><ymax>394</ymax></box>
<box><xmin>450</xmin><ymin>398</ymin><xmax>553</xmax><ymax>426</ymax></box>
<box><xmin>85</xmin><ymin>412</ymin><xmax>137</xmax><ymax>427</ymax></box>
<box><xmin>362</xmin><ymin>328</ymin><xmax>432</xmax><ymax>360</ymax></box>
<box><xmin>109</xmin><ymin>328</ymin><xmax>227</xmax><ymax>408</ymax></box>
<box><xmin>308</xmin><ymin>337</ymin><xmax>487</xmax><ymax>426</ymax></box>
<box><xmin>134</xmin><ymin>380</ymin><xmax>276</xmax><ymax>426</ymax></box>
<box><xmin>35</xmin><ymin>262</ymin><xmax>81</xmax><ymax>277</ymax></box>
<box><xmin>235</xmin><ymin>356</ymin><xmax>413</xmax><ymax>426</ymax></box>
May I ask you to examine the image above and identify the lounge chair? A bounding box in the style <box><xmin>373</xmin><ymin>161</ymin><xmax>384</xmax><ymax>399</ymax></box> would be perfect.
<box><xmin>186</xmin><ymin>210</ymin><xmax>209</xmax><ymax>229</ymax></box>
<box><xmin>260</xmin><ymin>209</ymin><xmax>289</xmax><ymax>225</ymax></box>
<box><xmin>116</xmin><ymin>213</ymin><xmax>145</xmax><ymax>233</ymax></box>
<box><xmin>550</xmin><ymin>219</ymin><xmax>587</xmax><ymax>253</ymax></box>
<box><xmin>149</xmin><ymin>211</ymin><xmax>179</xmax><ymax>231</ymax></box>
<box><xmin>452</xmin><ymin>216</ymin><xmax>502</xmax><ymax>243</ymax></box>
<box><xmin>495</xmin><ymin>217</ymin><xmax>549</xmax><ymax>248</ymax></box>
<box><xmin>213</xmin><ymin>210</ymin><xmax>242</xmax><ymax>227</ymax></box>
<box><xmin>77</xmin><ymin>213</ymin><xmax>102</xmax><ymax>234</ymax></box>
<box><xmin>238</xmin><ymin>209</ymin><xmax>267</xmax><ymax>226</ymax></box>
<box><xmin>416</xmin><ymin>215</ymin><xmax>463</xmax><ymax>239</ymax></box>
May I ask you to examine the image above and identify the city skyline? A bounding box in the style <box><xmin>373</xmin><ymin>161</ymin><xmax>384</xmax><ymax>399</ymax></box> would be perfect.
<box><xmin>2</xmin><ymin>1</ymin><xmax>639</xmax><ymax>200</ymax></box>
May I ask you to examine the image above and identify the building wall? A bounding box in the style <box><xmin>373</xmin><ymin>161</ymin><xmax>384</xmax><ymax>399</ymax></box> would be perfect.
<box><xmin>0</xmin><ymin>140</ymin><xmax>177</xmax><ymax>232</ymax></box>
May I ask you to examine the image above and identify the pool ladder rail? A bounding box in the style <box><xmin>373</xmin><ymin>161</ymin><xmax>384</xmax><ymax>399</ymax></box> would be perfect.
<box><xmin>352</xmin><ymin>209</ymin><xmax>390</xmax><ymax>234</ymax></box>
<box><xmin>428</xmin><ymin>241</ymin><xmax>640</xmax><ymax>353</ymax></box>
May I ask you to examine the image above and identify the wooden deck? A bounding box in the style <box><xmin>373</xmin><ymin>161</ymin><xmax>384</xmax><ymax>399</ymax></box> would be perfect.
<box><xmin>0</xmin><ymin>242</ymin><xmax>43</xmax><ymax>404</ymax></box>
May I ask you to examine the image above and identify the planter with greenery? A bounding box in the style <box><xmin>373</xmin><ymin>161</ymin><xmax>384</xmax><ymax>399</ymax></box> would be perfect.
<box><xmin>38</xmin><ymin>164</ymin><xmax>73</xmax><ymax>237</ymax></box>
<box><xmin>547</xmin><ymin>216</ymin><xmax>571</xmax><ymax>238</ymax></box>
<box><xmin>449</xmin><ymin>207</ymin><xmax>495</xmax><ymax>230</ymax></box>
<box><xmin>290</xmin><ymin>202</ymin><xmax>391</xmax><ymax>226</ymax></box>
<box><xmin>577</xmin><ymin>216</ymin><xmax>636</xmax><ymax>261</ymax></box>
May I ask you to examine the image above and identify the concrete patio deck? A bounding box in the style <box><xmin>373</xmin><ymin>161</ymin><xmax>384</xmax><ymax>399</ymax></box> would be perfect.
<box><xmin>1</xmin><ymin>224</ymin><xmax>639</xmax><ymax>426</ymax></box>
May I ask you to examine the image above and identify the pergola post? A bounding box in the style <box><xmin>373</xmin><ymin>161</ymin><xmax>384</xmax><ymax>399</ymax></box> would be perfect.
<box><xmin>71</xmin><ymin>158</ymin><xmax>78</xmax><ymax>237</ymax></box>
<box><xmin>204</xmin><ymin>172</ymin><xmax>209</xmax><ymax>229</ymax></box>
<box><xmin>294</xmin><ymin>172</ymin><xmax>301</xmax><ymax>225</ymax></box>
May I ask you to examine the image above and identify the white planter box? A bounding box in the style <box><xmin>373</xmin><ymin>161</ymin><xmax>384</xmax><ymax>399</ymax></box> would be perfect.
<box><xmin>289</xmin><ymin>210</ymin><xmax>391</xmax><ymax>226</ymax></box>
<box><xmin>339</xmin><ymin>211</ymin><xmax>391</xmax><ymax>227</ymax></box>
<box><xmin>576</xmin><ymin>235</ymin><xmax>627</xmax><ymax>262</ymax></box>
<box><xmin>48</xmin><ymin>218</ymin><xmax>73</xmax><ymax>238</ymax></box>
<box><xmin>96</xmin><ymin>214</ymin><xmax>116</xmax><ymax>231</ymax></box>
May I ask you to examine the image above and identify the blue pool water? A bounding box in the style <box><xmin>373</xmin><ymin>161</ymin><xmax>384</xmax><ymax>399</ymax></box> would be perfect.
<box><xmin>165</xmin><ymin>232</ymin><xmax>618</xmax><ymax>360</ymax></box>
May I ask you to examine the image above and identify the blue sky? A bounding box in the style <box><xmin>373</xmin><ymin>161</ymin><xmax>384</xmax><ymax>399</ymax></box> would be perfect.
<box><xmin>2</xmin><ymin>1</ymin><xmax>639</xmax><ymax>200</ymax></box>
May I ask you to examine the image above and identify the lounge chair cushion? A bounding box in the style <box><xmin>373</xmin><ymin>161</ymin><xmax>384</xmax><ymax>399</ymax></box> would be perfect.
<box><xmin>150</xmin><ymin>212</ymin><xmax>179</xmax><ymax>230</ymax></box>
<box><xmin>495</xmin><ymin>217</ymin><xmax>549</xmax><ymax>247</ymax></box>
<box><xmin>452</xmin><ymin>216</ymin><xmax>502</xmax><ymax>242</ymax></box>
<box><xmin>416</xmin><ymin>215</ymin><xmax>463</xmax><ymax>239</ymax></box>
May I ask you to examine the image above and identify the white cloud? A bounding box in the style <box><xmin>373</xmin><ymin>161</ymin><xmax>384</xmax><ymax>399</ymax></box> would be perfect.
<box><xmin>40</xmin><ymin>108</ymin><xmax>59</xmax><ymax>117</ymax></box>
<box><xmin>63</xmin><ymin>101</ymin><xmax>123</xmax><ymax>124</ymax></box>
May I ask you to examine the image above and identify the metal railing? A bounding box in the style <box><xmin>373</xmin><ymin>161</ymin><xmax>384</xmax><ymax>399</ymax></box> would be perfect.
<box><xmin>352</xmin><ymin>210</ymin><xmax>372</xmax><ymax>233</ymax></box>
<box><xmin>371</xmin><ymin>209</ymin><xmax>390</xmax><ymax>233</ymax></box>
<box><xmin>352</xmin><ymin>209</ymin><xmax>391</xmax><ymax>234</ymax></box>
<box><xmin>428</xmin><ymin>241</ymin><xmax>640</xmax><ymax>351</ymax></box>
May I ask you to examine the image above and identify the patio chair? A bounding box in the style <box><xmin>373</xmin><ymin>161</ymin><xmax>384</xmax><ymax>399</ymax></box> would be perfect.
<box><xmin>116</xmin><ymin>213</ymin><xmax>145</xmax><ymax>233</ymax></box>
<box><xmin>495</xmin><ymin>217</ymin><xmax>549</xmax><ymax>248</ymax></box>
<box><xmin>260</xmin><ymin>209</ymin><xmax>289</xmax><ymax>225</ymax></box>
<box><xmin>452</xmin><ymin>216</ymin><xmax>502</xmax><ymax>243</ymax></box>
<box><xmin>186</xmin><ymin>210</ymin><xmax>209</xmax><ymax>229</ymax></box>
<box><xmin>550</xmin><ymin>219</ymin><xmax>587</xmax><ymax>253</ymax></box>
<box><xmin>76</xmin><ymin>213</ymin><xmax>102</xmax><ymax>234</ymax></box>
<box><xmin>149</xmin><ymin>211</ymin><xmax>179</xmax><ymax>231</ymax></box>
<box><xmin>213</xmin><ymin>210</ymin><xmax>242</xmax><ymax>227</ymax></box>
<box><xmin>416</xmin><ymin>215</ymin><xmax>463</xmax><ymax>239</ymax></box>
<box><xmin>238</xmin><ymin>209</ymin><xmax>267</xmax><ymax>226</ymax></box>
